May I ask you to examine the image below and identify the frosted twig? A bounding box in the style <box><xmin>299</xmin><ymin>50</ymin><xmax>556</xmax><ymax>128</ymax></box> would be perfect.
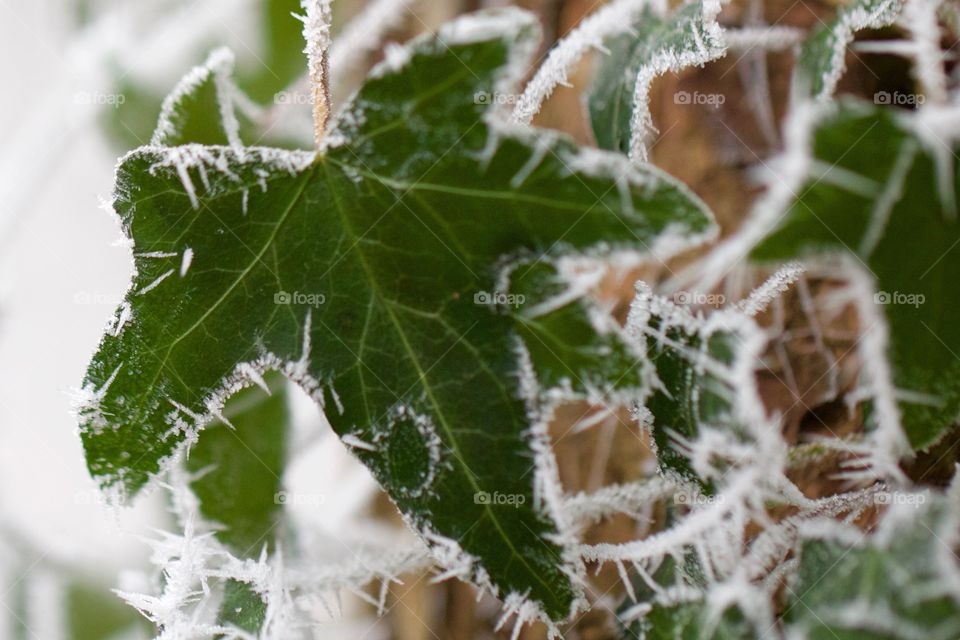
<box><xmin>722</xmin><ymin>26</ymin><xmax>804</xmax><ymax>51</ymax></box>
<box><xmin>298</xmin><ymin>0</ymin><xmax>335</xmax><ymax>147</ymax></box>
<box><xmin>733</xmin><ymin>0</ymin><xmax>784</xmax><ymax>147</ymax></box>
<box><xmin>511</xmin><ymin>0</ymin><xmax>656</xmax><ymax>125</ymax></box>
<box><xmin>735</xmin><ymin>262</ymin><xmax>804</xmax><ymax>316</ymax></box>
<box><xmin>563</xmin><ymin>478</ymin><xmax>679</xmax><ymax>524</ymax></box>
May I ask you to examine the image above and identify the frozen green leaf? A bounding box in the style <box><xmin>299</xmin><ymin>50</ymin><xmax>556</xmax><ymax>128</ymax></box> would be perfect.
<box><xmin>187</xmin><ymin>375</ymin><xmax>285</xmax><ymax>635</ymax></box>
<box><xmin>187</xmin><ymin>373</ymin><xmax>287</xmax><ymax>555</ymax></box>
<box><xmin>785</xmin><ymin>491</ymin><xmax>960</xmax><ymax>640</ymax></box>
<box><xmin>509</xmin><ymin>260</ymin><xmax>644</xmax><ymax>403</ymax></box>
<box><xmin>77</xmin><ymin>9</ymin><xmax>715</xmax><ymax>620</ymax></box>
<box><xmin>150</xmin><ymin>48</ymin><xmax>259</xmax><ymax>149</ymax></box>
<box><xmin>749</xmin><ymin>101</ymin><xmax>960</xmax><ymax>450</ymax></box>
<box><xmin>587</xmin><ymin>0</ymin><xmax>725</xmax><ymax>160</ymax></box>
<box><xmin>103</xmin><ymin>0</ymin><xmax>304</xmax><ymax>149</ymax></box>
<box><xmin>625</xmin><ymin>283</ymin><xmax>767</xmax><ymax>482</ymax></box>
<box><xmin>616</xmin><ymin>554</ymin><xmax>757</xmax><ymax>640</ymax></box>
<box><xmin>793</xmin><ymin>0</ymin><xmax>903</xmax><ymax>100</ymax></box>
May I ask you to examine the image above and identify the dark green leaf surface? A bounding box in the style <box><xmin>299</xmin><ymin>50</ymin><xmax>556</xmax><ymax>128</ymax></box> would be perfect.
<box><xmin>509</xmin><ymin>261</ymin><xmax>644</xmax><ymax>400</ymax></box>
<box><xmin>217</xmin><ymin>579</ymin><xmax>268</xmax><ymax>635</ymax></box>
<box><xmin>187</xmin><ymin>372</ymin><xmax>287</xmax><ymax>555</ymax></box>
<box><xmin>751</xmin><ymin>102</ymin><xmax>960</xmax><ymax>449</ymax></box>
<box><xmin>78</xmin><ymin>9</ymin><xmax>714</xmax><ymax>619</ymax></box>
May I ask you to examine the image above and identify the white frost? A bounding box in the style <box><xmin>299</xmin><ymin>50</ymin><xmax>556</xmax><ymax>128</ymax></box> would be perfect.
<box><xmin>297</xmin><ymin>0</ymin><xmax>334</xmax><ymax>147</ymax></box>
<box><xmin>179</xmin><ymin>247</ymin><xmax>194</xmax><ymax>277</ymax></box>
<box><xmin>512</xmin><ymin>0</ymin><xmax>656</xmax><ymax>126</ymax></box>
<box><xmin>625</xmin><ymin>0</ymin><xmax>726</xmax><ymax>163</ymax></box>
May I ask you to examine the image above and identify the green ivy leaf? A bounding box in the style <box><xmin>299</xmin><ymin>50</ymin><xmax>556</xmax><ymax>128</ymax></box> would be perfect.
<box><xmin>625</xmin><ymin>284</ymin><xmax>766</xmax><ymax>482</ymax></box>
<box><xmin>792</xmin><ymin>0</ymin><xmax>903</xmax><ymax>100</ymax></box>
<box><xmin>140</xmin><ymin>61</ymin><xmax>286</xmax><ymax>635</ymax></box>
<box><xmin>77</xmin><ymin>9</ymin><xmax>715</xmax><ymax>619</ymax></box>
<box><xmin>187</xmin><ymin>373</ymin><xmax>287</xmax><ymax>556</ymax></box>
<box><xmin>103</xmin><ymin>0</ymin><xmax>304</xmax><ymax>149</ymax></box>
<box><xmin>186</xmin><ymin>374</ymin><xmax>286</xmax><ymax>636</ymax></box>
<box><xmin>750</xmin><ymin>101</ymin><xmax>960</xmax><ymax>450</ymax></box>
<box><xmin>150</xmin><ymin>49</ymin><xmax>259</xmax><ymax>149</ymax></box>
<box><xmin>508</xmin><ymin>260</ymin><xmax>644</xmax><ymax>402</ymax></box>
<box><xmin>785</xmin><ymin>491</ymin><xmax>960</xmax><ymax>640</ymax></box>
<box><xmin>587</xmin><ymin>1</ymin><xmax>725</xmax><ymax>157</ymax></box>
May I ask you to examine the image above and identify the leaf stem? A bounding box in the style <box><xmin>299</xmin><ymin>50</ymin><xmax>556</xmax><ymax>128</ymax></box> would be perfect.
<box><xmin>300</xmin><ymin>0</ymin><xmax>334</xmax><ymax>148</ymax></box>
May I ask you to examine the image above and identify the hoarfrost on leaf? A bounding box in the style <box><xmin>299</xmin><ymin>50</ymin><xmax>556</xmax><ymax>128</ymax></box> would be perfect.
<box><xmin>77</xmin><ymin>8</ymin><xmax>716</xmax><ymax>623</ymax></box>
<box><xmin>693</xmin><ymin>99</ymin><xmax>960</xmax><ymax>456</ymax></box>
<box><xmin>586</xmin><ymin>0</ymin><xmax>727</xmax><ymax>162</ymax></box>
<box><xmin>511</xmin><ymin>0</ymin><xmax>658</xmax><ymax>126</ymax></box>
<box><xmin>793</xmin><ymin>0</ymin><xmax>904</xmax><ymax>100</ymax></box>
